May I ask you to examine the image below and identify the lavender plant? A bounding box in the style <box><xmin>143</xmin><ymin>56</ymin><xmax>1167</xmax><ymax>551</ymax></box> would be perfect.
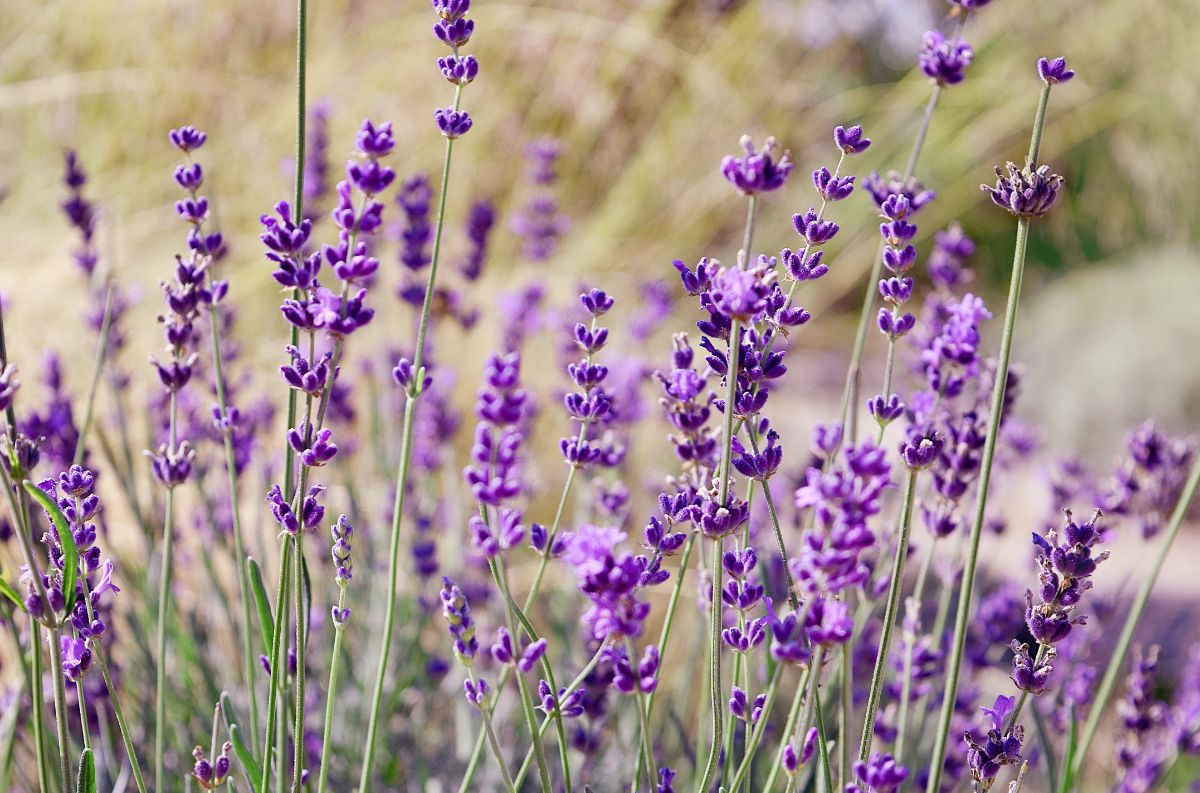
<box><xmin>3</xmin><ymin>4</ymin><xmax>1200</xmax><ymax>793</ymax></box>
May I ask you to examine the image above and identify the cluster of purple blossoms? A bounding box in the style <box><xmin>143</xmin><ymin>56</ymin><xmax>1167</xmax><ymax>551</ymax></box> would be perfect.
<box><xmin>147</xmin><ymin>126</ymin><xmax>229</xmax><ymax>488</ymax></box>
<box><xmin>1102</xmin><ymin>422</ymin><xmax>1196</xmax><ymax>539</ymax></box>
<box><xmin>847</xmin><ymin>751</ymin><xmax>908</xmax><ymax>793</ymax></box>
<box><xmin>511</xmin><ymin>138</ymin><xmax>570</xmax><ymax>261</ymax></box>
<box><xmin>982</xmin><ymin>162</ymin><xmax>1065</xmax><ymax>218</ymax></box>
<box><xmin>21</xmin><ymin>354</ymin><xmax>82</xmax><ymax>472</ymax></box>
<box><xmin>720</xmin><ymin>135</ymin><xmax>793</xmax><ymax>195</ymax></box>
<box><xmin>963</xmin><ymin>694</ymin><xmax>1024</xmax><ymax>787</ymax></box>
<box><xmin>792</xmin><ymin>441</ymin><xmax>892</xmax><ymax>595</ymax></box>
<box><xmin>458</xmin><ymin>198</ymin><xmax>495</xmax><ymax>281</ymax></box>
<box><xmin>302</xmin><ymin>99</ymin><xmax>332</xmax><ymax>221</ymax></box>
<box><xmin>432</xmin><ymin>0</ymin><xmax>477</xmax><ymax>138</ymax></box>
<box><xmin>61</xmin><ymin>150</ymin><xmax>98</xmax><ymax>276</ymax></box>
<box><xmin>919</xmin><ymin>29</ymin><xmax>975</xmax><ymax>86</ymax></box>
<box><xmin>927</xmin><ymin>222</ymin><xmax>976</xmax><ymax>292</ymax></box>
<box><xmin>463</xmin><ymin>351</ymin><xmax>529</xmax><ymax>554</ymax></box>
<box><xmin>490</xmin><ymin>626</ymin><xmax>547</xmax><ymax>672</ymax></box>
<box><xmin>919</xmin><ymin>293</ymin><xmax>991</xmax><ymax>402</ymax></box>
<box><xmin>440</xmin><ymin>576</ymin><xmax>492</xmax><ymax>707</ymax></box>
<box><xmin>870</xmin><ymin>193</ymin><xmax>921</xmax><ymax>430</ymax></box>
<box><xmin>656</xmin><ymin>334</ymin><xmax>717</xmax><ymax>474</ymax></box>
<box><xmin>30</xmin><ymin>466</ymin><xmax>120</xmax><ymax>680</ymax></box>
<box><xmin>560</xmin><ymin>524</ymin><xmax>651</xmax><ymax>641</ymax></box>
<box><xmin>191</xmin><ymin>741</ymin><xmax>233</xmax><ymax>790</ymax></box>
<box><xmin>1026</xmin><ymin>508</ymin><xmax>1108</xmax><ymax>646</ymax></box>
<box><xmin>559</xmin><ymin>290</ymin><xmax>620</xmax><ymax>473</ymax></box>
<box><xmin>266</xmin><ymin>118</ymin><xmax>395</xmax><ymax>532</ymax></box>
<box><xmin>782</xmin><ymin>728</ymin><xmax>818</xmax><ymax>778</ymax></box>
<box><xmin>396</xmin><ymin>173</ymin><xmax>433</xmax><ymax>279</ymax></box>
<box><xmin>765</xmin><ymin>593</ymin><xmax>854</xmax><ymax>665</ymax></box>
<box><xmin>1113</xmin><ymin>646</ymin><xmax>1168</xmax><ymax>792</ymax></box>
<box><xmin>330</xmin><ymin>514</ymin><xmax>353</xmax><ymax>624</ymax></box>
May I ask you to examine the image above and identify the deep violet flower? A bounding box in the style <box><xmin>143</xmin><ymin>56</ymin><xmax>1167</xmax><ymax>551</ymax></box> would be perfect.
<box><xmin>511</xmin><ymin>139</ymin><xmax>570</xmax><ymax>261</ymax></box>
<box><xmin>458</xmin><ymin>198</ymin><xmax>496</xmax><ymax>280</ymax></box>
<box><xmin>847</xmin><ymin>751</ymin><xmax>908</xmax><ymax>793</ymax></box>
<box><xmin>982</xmin><ymin>162</ymin><xmax>1066</xmax><ymax>218</ymax></box>
<box><xmin>833</xmin><ymin>124</ymin><xmax>872</xmax><ymax>155</ymax></box>
<box><xmin>721</xmin><ymin>135</ymin><xmax>793</xmax><ymax>195</ymax></box>
<box><xmin>964</xmin><ymin>695</ymin><xmax>1023</xmax><ymax>785</ymax></box>
<box><xmin>1026</xmin><ymin>509</ymin><xmax>1108</xmax><ymax>645</ymax></box>
<box><xmin>61</xmin><ymin>150</ymin><xmax>98</xmax><ymax>275</ymax></box>
<box><xmin>435</xmin><ymin>108</ymin><xmax>473</xmax><ymax>139</ymax></box>
<box><xmin>1037</xmin><ymin>56</ymin><xmax>1075</xmax><ymax>85</ymax></box>
<box><xmin>918</xmin><ymin>29</ymin><xmax>975</xmax><ymax>86</ymax></box>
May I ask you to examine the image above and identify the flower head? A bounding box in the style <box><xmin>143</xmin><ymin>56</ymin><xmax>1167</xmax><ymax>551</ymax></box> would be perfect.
<box><xmin>982</xmin><ymin>162</ymin><xmax>1065</xmax><ymax>218</ymax></box>
<box><xmin>721</xmin><ymin>135</ymin><xmax>793</xmax><ymax>195</ymax></box>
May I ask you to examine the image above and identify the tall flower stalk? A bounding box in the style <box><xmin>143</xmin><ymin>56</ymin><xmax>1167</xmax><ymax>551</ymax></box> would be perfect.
<box><xmin>925</xmin><ymin>56</ymin><xmax>1074</xmax><ymax>793</ymax></box>
<box><xmin>358</xmin><ymin>2</ymin><xmax>479</xmax><ymax>788</ymax></box>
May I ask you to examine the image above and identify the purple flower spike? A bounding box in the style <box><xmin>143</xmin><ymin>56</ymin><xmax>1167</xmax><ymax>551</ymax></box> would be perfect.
<box><xmin>434</xmin><ymin>16</ymin><xmax>474</xmax><ymax>47</ymax></box>
<box><xmin>833</xmin><ymin>124</ymin><xmax>872</xmax><ymax>155</ymax></box>
<box><xmin>60</xmin><ymin>635</ymin><xmax>93</xmax><ymax>681</ymax></box>
<box><xmin>982</xmin><ymin>162</ymin><xmax>1066</xmax><ymax>218</ymax></box>
<box><xmin>918</xmin><ymin>30</ymin><xmax>975</xmax><ymax>86</ymax></box>
<box><xmin>169</xmin><ymin>126</ymin><xmax>207</xmax><ymax>153</ymax></box>
<box><xmin>438</xmin><ymin>54</ymin><xmax>479</xmax><ymax>85</ymax></box>
<box><xmin>435</xmin><ymin>107</ymin><xmax>473</xmax><ymax>139</ymax></box>
<box><xmin>848</xmin><ymin>752</ymin><xmax>908</xmax><ymax>793</ymax></box>
<box><xmin>1037</xmin><ymin>56</ymin><xmax>1075</xmax><ymax>85</ymax></box>
<box><xmin>721</xmin><ymin>135</ymin><xmax>793</xmax><ymax>195</ymax></box>
<box><xmin>812</xmin><ymin>167</ymin><xmax>856</xmax><ymax>201</ymax></box>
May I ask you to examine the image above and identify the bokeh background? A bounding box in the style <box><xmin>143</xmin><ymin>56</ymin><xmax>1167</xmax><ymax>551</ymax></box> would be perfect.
<box><xmin>1</xmin><ymin>0</ymin><xmax>1198</xmax><ymax>788</ymax></box>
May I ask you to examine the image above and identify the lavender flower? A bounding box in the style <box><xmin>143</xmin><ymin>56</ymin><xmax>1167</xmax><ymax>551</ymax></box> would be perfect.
<box><xmin>963</xmin><ymin>695</ymin><xmax>1023</xmax><ymax>786</ymax></box>
<box><xmin>511</xmin><ymin>138</ymin><xmax>570</xmax><ymax>261</ymax></box>
<box><xmin>721</xmin><ymin>135</ymin><xmax>793</xmax><ymax>195</ymax></box>
<box><xmin>458</xmin><ymin>198</ymin><xmax>496</xmax><ymax>280</ymax></box>
<box><xmin>981</xmin><ymin>163</ymin><xmax>1065</xmax><ymax>218</ymax></box>
<box><xmin>848</xmin><ymin>751</ymin><xmax>908</xmax><ymax>793</ymax></box>
<box><xmin>918</xmin><ymin>29</ymin><xmax>975</xmax><ymax>86</ymax></box>
<box><xmin>1037</xmin><ymin>56</ymin><xmax>1075</xmax><ymax>85</ymax></box>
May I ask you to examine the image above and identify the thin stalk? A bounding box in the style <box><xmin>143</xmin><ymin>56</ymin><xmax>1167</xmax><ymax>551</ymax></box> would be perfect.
<box><xmin>626</xmin><ymin>637</ymin><xmax>658</xmax><ymax>790</ymax></box>
<box><xmin>698</xmin><ymin>308</ymin><xmax>743</xmax><ymax>791</ymax></box>
<box><xmin>513</xmin><ymin>641</ymin><xmax>610</xmax><ymax>789</ymax></box>
<box><xmin>696</xmin><ymin>535</ymin><xmax>726</xmax><ymax>792</ymax></box>
<box><xmin>748</xmin><ymin>429</ymin><xmax>798</xmax><ymax>609</ymax></box>
<box><xmin>282</xmin><ymin>0</ymin><xmax>308</xmax><ymax>503</ymax></box>
<box><xmin>291</xmin><ymin>534</ymin><xmax>306</xmax><ymax>792</ymax></box>
<box><xmin>49</xmin><ymin>628</ymin><xmax>72</xmax><ymax>791</ymax></box>
<box><xmin>154</xmin><ymin>485</ymin><xmax>176</xmax><ymax>792</ymax></box>
<box><xmin>315</xmin><ymin>587</ymin><xmax>348</xmax><ymax>793</ymax></box>
<box><xmin>494</xmin><ymin>558</ymin><xmax>553</xmax><ymax>792</ymax></box>
<box><xmin>205</xmin><ymin>286</ymin><xmax>259</xmax><ymax>742</ymax></box>
<box><xmin>838</xmin><ymin>75</ymin><xmax>952</xmax><ymax>449</ymax></box>
<box><xmin>73</xmin><ymin>282</ymin><xmax>114</xmax><ymax>465</ymax></box>
<box><xmin>1071</xmin><ymin>452</ymin><xmax>1200</xmax><ymax>781</ymax></box>
<box><xmin>859</xmin><ymin>470</ymin><xmax>918</xmax><ymax>761</ymax></box>
<box><xmin>258</xmin><ymin>541</ymin><xmax>294</xmax><ymax>793</ymax></box>
<box><xmin>76</xmin><ymin>680</ymin><xmax>91</xmax><ymax>751</ymax></box>
<box><xmin>813</xmin><ymin>686</ymin><xmax>834</xmax><ymax>793</ymax></box>
<box><xmin>924</xmin><ymin>217</ymin><xmax>1031</xmax><ymax>793</ymax></box>
<box><xmin>80</xmin><ymin>573</ymin><xmax>147</xmax><ymax>793</ymax></box>
<box><xmin>469</xmin><ymin>667</ymin><xmax>517</xmax><ymax>793</ymax></box>
<box><xmin>759</xmin><ymin>667</ymin><xmax>808</xmax><ymax>792</ymax></box>
<box><xmin>839</xmin><ymin>636</ymin><xmax>852</xmax><ymax>785</ymax></box>
<box><xmin>893</xmin><ymin>599</ymin><xmax>918</xmax><ymax>763</ymax></box>
<box><xmin>632</xmin><ymin>531</ymin><xmax>698</xmax><ymax>786</ymax></box>
<box><xmin>30</xmin><ymin>614</ymin><xmax>51</xmax><ymax>793</ymax></box>
<box><xmin>358</xmin><ymin>75</ymin><xmax>465</xmax><ymax>793</ymax></box>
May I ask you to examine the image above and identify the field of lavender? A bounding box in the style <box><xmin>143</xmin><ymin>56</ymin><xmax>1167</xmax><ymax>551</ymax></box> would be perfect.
<box><xmin>1</xmin><ymin>0</ymin><xmax>1199</xmax><ymax>792</ymax></box>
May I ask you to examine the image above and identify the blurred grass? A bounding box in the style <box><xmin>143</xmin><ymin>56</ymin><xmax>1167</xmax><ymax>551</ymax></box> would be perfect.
<box><xmin>2</xmin><ymin>0</ymin><xmax>1198</xmax><ymax>458</ymax></box>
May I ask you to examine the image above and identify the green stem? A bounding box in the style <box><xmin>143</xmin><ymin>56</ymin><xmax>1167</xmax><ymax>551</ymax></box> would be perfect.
<box><xmin>315</xmin><ymin>589</ymin><xmax>348</xmax><ymax>793</ymax></box>
<box><xmin>759</xmin><ymin>667</ymin><xmax>808</xmax><ymax>792</ymax></box>
<box><xmin>73</xmin><ymin>283</ymin><xmax>114</xmax><ymax>465</ymax></box>
<box><xmin>1071</xmin><ymin>452</ymin><xmax>1200</xmax><ymax>782</ymax></box>
<box><xmin>258</xmin><ymin>541</ymin><xmax>293</xmax><ymax>793</ymax></box>
<box><xmin>925</xmin><ymin>215</ymin><xmax>1033</xmax><ymax>793</ymax></box>
<box><xmin>859</xmin><ymin>470</ymin><xmax>918</xmax><ymax>761</ymax></box>
<box><xmin>154</xmin><ymin>485</ymin><xmax>176</xmax><ymax>792</ymax></box>
<box><xmin>813</xmin><ymin>686</ymin><xmax>834</xmax><ymax>793</ymax></box>
<box><xmin>494</xmin><ymin>558</ymin><xmax>553</xmax><ymax>792</ymax></box>
<box><xmin>748</xmin><ymin>430</ymin><xmax>798</xmax><ymax>609</ymax></box>
<box><xmin>696</xmin><ymin>535</ymin><xmax>726</xmax><ymax>792</ymax></box>
<box><xmin>625</xmin><ymin>637</ymin><xmax>658</xmax><ymax>789</ymax></box>
<box><xmin>359</xmin><ymin>75</ymin><xmax>464</xmax><ymax>793</ymax></box>
<box><xmin>513</xmin><ymin>641</ymin><xmax>610</xmax><ymax>790</ymax></box>
<box><xmin>29</xmin><ymin>614</ymin><xmax>51</xmax><ymax>793</ymax></box>
<box><xmin>205</xmin><ymin>279</ymin><xmax>259</xmax><ymax>743</ymax></box>
<box><xmin>632</xmin><ymin>531</ymin><xmax>697</xmax><ymax>786</ymax></box>
<box><xmin>291</xmin><ymin>533</ymin><xmax>306</xmax><ymax>792</ymax></box>
<box><xmin>49</xmin><ymin>628</ymin><xmax>72</xmax><ymax>791</ymax></box>
<box><xmin>470</xmin><ymin>666</ymin><xmax>517</xmax><ymax>793</ymax></box>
